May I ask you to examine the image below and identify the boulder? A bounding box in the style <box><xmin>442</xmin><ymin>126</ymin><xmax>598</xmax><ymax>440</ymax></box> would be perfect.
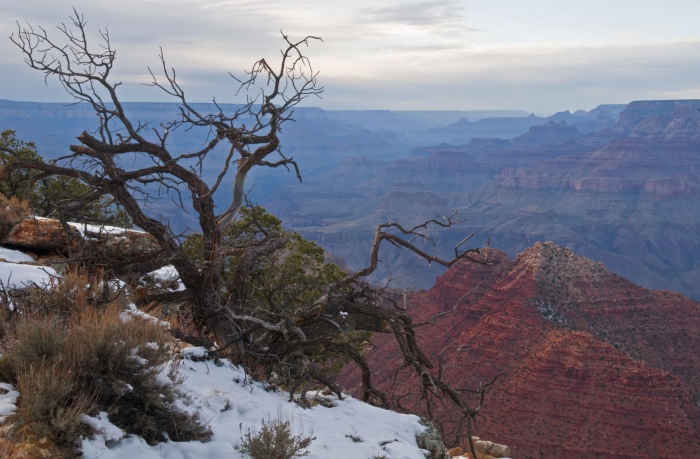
<box><xmin>460</xmin><ymin>437</ymin><xmax>510</xmax><ymax>459</ymax></box>
<box><xmin>2</xmin><ymin>218</ymin><xmax>160</xmax><ymax>264</ymax></box>
<box><xmin>474</xmin><ymin>440</ymin><xmax>511</xmax><ymax>458</ymax></box>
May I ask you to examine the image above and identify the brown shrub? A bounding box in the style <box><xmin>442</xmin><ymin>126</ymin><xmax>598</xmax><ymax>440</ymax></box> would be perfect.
<box><xmin>239</xmin><ymin>412</ymin><xmax>315</xmax><ymax>459</ymax></box>
<box><xmin>0</xmin><ymin>193</ymin><xmax>30</xmax><ymax>241</ymax></box>
<box><xmin>16</xmin><ymin>266</ymin><xmax>120</xmax><ymax>318</ymax></box>
<box><xmin>0</xmin><ymin>316</ymin><xmax>65</xmax><ymax>382</ymax></box>
<box><xmin>13</xmin><ymin>363</ymin><xmax>95</xmax><ymax>451</ymax></box>
<box><xmin>0</xmin><ymin>273</ymin><xmax>211</xmax><ymax>456</ymax></box>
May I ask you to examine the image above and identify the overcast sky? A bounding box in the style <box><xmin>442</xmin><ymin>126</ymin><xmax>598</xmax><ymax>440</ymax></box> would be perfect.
<box><xmin>1</xmin><ymin>0</ymin><xmax>699</xmax><ymax>114</ymax></box>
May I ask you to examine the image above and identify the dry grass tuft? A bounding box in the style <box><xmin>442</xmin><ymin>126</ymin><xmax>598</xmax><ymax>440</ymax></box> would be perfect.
<box><xmin>238</xmin><ymin>411</ymin><xmax>315</xmax><ymax>459</ymax></box>
<box><xmin>16</xmin><ymin>266</ymin><xmax>120</xmax><ymax>317</ymax></box>
<box><xmin>0</xmin><ymin>193</ymin><xmax>30</xmax><ymax>240</ymax></box>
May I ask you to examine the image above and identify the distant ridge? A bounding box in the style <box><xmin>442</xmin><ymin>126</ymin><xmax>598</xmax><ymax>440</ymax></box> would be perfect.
<box><xmin>266</xmin><ymin>98</ymin><xmax>700</xmax><ymax>300</ymax></box>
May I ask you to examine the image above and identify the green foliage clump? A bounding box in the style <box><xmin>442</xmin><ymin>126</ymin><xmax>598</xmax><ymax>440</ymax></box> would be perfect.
<box><xmin>238</xmin><ymin>413</ymin><xmax>315</xmax><ymax>459</ymax></box>
<box><xmin>185</xmin><ymin>205</ymin><xmax>346</xmax><ymax>304</ymax></box>
<box><xmin>0</xmin><ymin>130</ymin><xmax>130</xmax><ymax>226</ymax></box>
<box><xmin>0</xmin><ymin>270</ymin><xmax>210</xmax><ymax>456</ymax></box>
<box><xmin>184</xmin><ymin>205</ymin><xmax>369</xmax><ymax>382</ymax></box>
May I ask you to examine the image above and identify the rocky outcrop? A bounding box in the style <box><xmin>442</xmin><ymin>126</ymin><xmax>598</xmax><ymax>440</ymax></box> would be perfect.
<box><xmin>509</xmin><ymin>121</ymin><xmax>583</xmax><ymax>149</ymax></box>
<box><xmin>610</xmin><ymin>100</ymin><xmax>700</xmax><ymax>138</ymax></box>
<box><xmin>1</xmin><ymin>218</ymin><xmax>160</xmax><ymax>266</ymax></box>
<box><xmin>341</xmin><ymin>242</ymin><xmax>700</xmax><ymax>459</ymax></box>
<box><xmin>448</xmin><ymin>437</ymin><xmax>512</xmax><ymax>458</ymax></box>
<box><xmin>466</xmin><ymin>438</ymin><xmax>512</xmax><ymax>459</ymax></box>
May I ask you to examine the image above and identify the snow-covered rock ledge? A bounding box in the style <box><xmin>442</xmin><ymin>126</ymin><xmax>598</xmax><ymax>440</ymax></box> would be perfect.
<box><xmin>2</xmin><ymin>217</ymin><xmax>159</xmax><ymax>264</ymax></box>
<box><xmin>81</xmin><ymin>348</ymin><xmax>432</xmax><ymax>459</ymax></box>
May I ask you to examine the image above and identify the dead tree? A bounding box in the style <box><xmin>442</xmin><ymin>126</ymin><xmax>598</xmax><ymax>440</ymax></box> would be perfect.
<box><xmin>3</xmin><ymin>11</ymin><xmax>498</xmax><ymax>450</ymax></box>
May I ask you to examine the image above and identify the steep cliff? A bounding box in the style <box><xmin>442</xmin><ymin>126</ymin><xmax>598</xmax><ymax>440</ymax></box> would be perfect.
<box><xmin>342</xmin><ymin>243</ymin><xmax>700</xmax><ymax>459</ymax></box>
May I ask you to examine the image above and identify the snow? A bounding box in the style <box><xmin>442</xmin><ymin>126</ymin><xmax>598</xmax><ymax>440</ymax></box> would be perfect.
<box><xmin>33</xmin><ymin>216</ymin><xmax>144</xmax><ymax>237</ymax></box>
<box><xmin>0</xmin><ymin>262</ymin><xmax>57</xmax><ymax>289</ymax></box>
<box><xmin>0</xmin><ymin>247</ymin><xmax>34</xmax><ymax>263</ymax></box>
<box><xmin>67</xmin><ymin>220</ymin><xmax>144</xmax><ymax>237</ymax></box>
<box><xmin>128</xmin><ymin>349</ymin><xmax>148</xmax><ymax>366</ymax></box>
<box><xmin>0</xmin><ymin>382</ymin><xmax>19</xmax><ymax>424</ymax></box>
<box><xmin>81</xmin><ymin>412</ymin><xmax>125</xmax><ymax>442</ymax></box>
<box><xmin>81</xmin><ymin>348</ymin><xmax>430</xmax><ymax>459</ymax></box>
<box><xmin>121</xmin><ymin>304</ymin><xmax>170</xmax><ymax>328</ymax></box>
<box><xmin>181</xmin><ymin>346</ymin><xmax>207</xmax><ymax>360</ymax></box>
<box><xmin>147</xmin><ymin>265</ymin><xmax>186</xmax><ymax>291</ymax></box>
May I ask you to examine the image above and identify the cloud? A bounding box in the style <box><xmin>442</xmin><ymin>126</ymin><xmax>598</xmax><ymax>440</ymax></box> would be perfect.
<box><xmin>1</xmin><ymin>1</ymin><xmax>700</xmax><ymax>113</ymax></box>
<box><xmin>361</xmin><ymin>0</ymin><xmax>476</xmax><ymax>33</ymax></box>
<box><xmin>318</xmin><ymin>39</ymin><xmax>700</xmax><ymax>112</ymax></box>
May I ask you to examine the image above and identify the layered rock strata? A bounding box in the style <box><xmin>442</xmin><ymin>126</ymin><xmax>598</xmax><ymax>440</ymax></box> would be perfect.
<box><xmin>342</xmin><ymin>242</ymin><xmax>700</xmax><ymax>459</ymax></box>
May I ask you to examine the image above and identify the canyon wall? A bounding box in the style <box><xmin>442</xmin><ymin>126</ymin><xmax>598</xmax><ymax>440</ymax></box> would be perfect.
<box><xmin>341</xmin><ymin>242</ymin><xmax>700</xmax><ymax>458</ymax></box>
<box><xmin>267</xmin><ymin>100</ymin><xmax>700</xmax><ymax>298</ymax></box>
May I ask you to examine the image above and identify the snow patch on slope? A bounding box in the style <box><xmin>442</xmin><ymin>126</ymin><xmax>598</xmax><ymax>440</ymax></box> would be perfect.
<box><xmin>146</xmin><ymin>265</ymin><xmax>185</xmax><ymax>291</ymax></box>
<box><xmin>0</xmin><ymin>262</ymin><xmax>57</xmax><ymax>289</ymax></box>
<box><xmin>0</xmin><ymin>383</ymin><xmax>19</xmax><ymax>424</ymax></box>
<box><xmin>81</xmin><ymin>349</ymin><xmax>429</xmax><ymax>459</ymax></box>
<box><xmin>0</xmin><ymin>247</ymin><xmax>34</xmax><ymax>263</ymax></box>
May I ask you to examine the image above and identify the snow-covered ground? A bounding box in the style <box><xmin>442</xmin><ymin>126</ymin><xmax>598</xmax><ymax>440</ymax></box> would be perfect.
<box><xmin>63</xmin><ymin>218</ymin><xmax>144</xmax><ymax>236</ymax></box>
<box><xmin>0</xmin><ymin>261</ymin><xmax>57</xmax><ymax>289</ymax></box>
<box><xmin>0</xmin><ymin>243</ymin><xmax>430</xmax><ymax>459</ymax></box>
<box><xmin>0</xmin><ymin>247</ymin><xmax>34</xmax><ymax>263</ymax></box>
<box><xmin>146</xmin><ymin>265</ymin><xmax>186</xmax><ymax>291</ymax></box>
<box><xmin>0</xmin><ymin>235</ymin><xmax>489</xmax><ymax>459</ymax></box>
<box><xmin>0</xmin><ymin>383</ymin><xmax>19</xmax><ymax>424</ymax></box>
<box><xmin>0</xmin><ymin>246</ymin><xmax>57</xmax><ymax>288</ymax></box>
<box><xmin>80</xmin><ymin>347</ymin><xmax>431</xmax><ymax>459</ymax></box>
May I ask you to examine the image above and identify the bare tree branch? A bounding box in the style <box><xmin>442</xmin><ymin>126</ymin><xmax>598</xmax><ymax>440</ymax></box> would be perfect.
<box><xmin>7</xmin><ymin>11</ymin><xmax>499</xmax><ymax>449</ymax></box>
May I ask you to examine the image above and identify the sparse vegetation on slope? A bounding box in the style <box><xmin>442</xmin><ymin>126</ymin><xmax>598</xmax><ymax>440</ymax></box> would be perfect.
<box><xmin>0</xmin><ymin>269</ymin><xmax>210</xmax><ymax>457</ymax></box>
<box><xmin>238</xmin><ymin>412</ymin><xmax>315</xmax><ymax>459</ymax></box>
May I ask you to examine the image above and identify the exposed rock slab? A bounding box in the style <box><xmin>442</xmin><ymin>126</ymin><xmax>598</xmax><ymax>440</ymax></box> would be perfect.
<box><xmin>2</xmin><ymin>218</ymin><xmax>160</xmax><ymax>264</ymax></box>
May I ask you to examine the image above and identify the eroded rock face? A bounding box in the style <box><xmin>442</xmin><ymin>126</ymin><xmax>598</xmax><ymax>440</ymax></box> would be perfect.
<box><xmin>2</xmin><ymin>218</ymin><xmax>160</xmax><ymax>265</ymax></box>
<box><xmin>611</xmin><ymin>100</ymin><xmax>700</xmax><ymax>140</ymax></box>
<box><xmin>341</xmin><ymin>242</ymin><xmax>700</xmax><ymax>459</ymax></box>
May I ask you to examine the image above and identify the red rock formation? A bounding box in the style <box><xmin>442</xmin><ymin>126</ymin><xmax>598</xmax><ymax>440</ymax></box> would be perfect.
<box><xmin>341</xmin><ymin>242</ymin><xmax>700</xmax><ymax>459</ymax></box>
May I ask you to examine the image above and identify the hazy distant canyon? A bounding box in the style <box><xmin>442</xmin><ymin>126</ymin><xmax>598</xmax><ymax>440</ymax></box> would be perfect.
<box><xmin>3</xmin><ymin>99</ymin><xmax>700</xmax><ymax>300</ymax></box>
